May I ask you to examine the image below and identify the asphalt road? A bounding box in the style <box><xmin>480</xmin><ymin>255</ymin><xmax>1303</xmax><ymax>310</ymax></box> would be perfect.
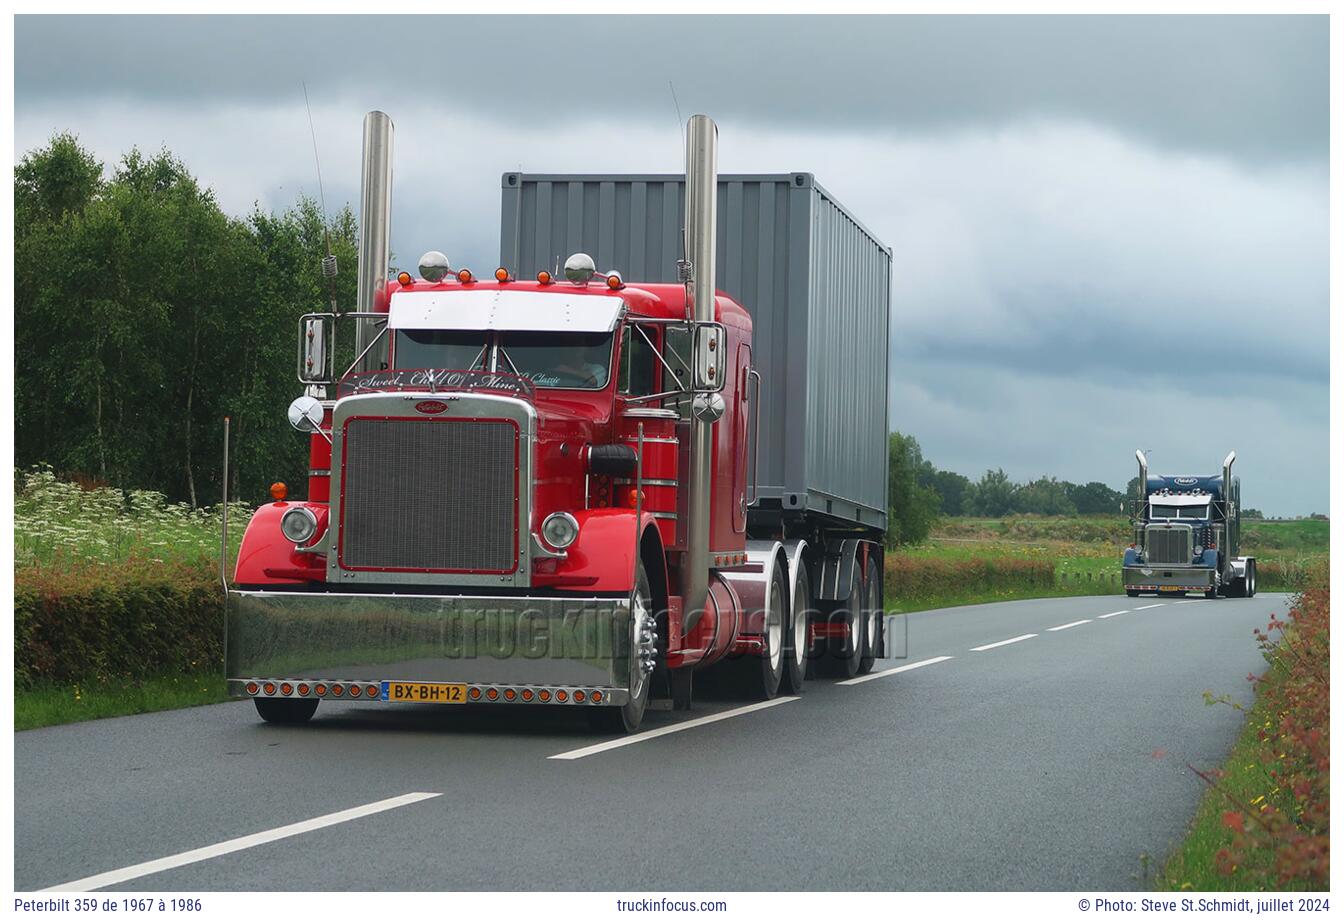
<box><xmin>15</xmin><ymin>592</ymin><xmax>1287</xmax><ymax>892</ymax></box>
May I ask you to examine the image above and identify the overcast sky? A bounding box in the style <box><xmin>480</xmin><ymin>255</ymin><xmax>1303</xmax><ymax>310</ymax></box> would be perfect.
<box><xmin>14</xmin><ymin>14</ymin><xmax>1330</xmax><ymax>515</ymax></box>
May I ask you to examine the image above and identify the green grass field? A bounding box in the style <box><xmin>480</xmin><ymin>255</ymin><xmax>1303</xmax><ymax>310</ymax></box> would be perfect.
<box><xmin>15</xmin><ymin>673</ymin><xmax>234</xmax><ymax>731</ymax></box>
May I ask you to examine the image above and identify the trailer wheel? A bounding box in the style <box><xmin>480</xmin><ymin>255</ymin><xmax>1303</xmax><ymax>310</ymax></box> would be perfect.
<box><xmin>857</xmin><ymin>558</ymin><xmax>881</xmax><ymax>675</ymax></box>
<box><xmin>728</xmin><ymin>562</ymin><xmax>787</xmax><ymax>700</ymax></box>
<box><xmin>254</xmin><ymin>697</ymin><xmax>319</xmax><ymax>724</ymax></box>
<box><xmin>819</xmin><ymin>569</ymin><xmax>862</xmax><ymax>679</ymax></box>
<box><xmin>588</xmin><ymin>561</ymin><xmax>654</xmax><ymax>734</ymax></box>
<box><xmin>1126</xmin><ymin>589</ymin><xmax>1140</xmax><ymax>598</ymax></box>
<box><xmin>781</xmin><ymin>560</ymin><xmax>810</xmax><ymax>695</ymax></box>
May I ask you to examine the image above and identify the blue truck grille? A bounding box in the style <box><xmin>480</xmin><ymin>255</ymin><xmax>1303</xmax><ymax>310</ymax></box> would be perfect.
<box><xmin>1145</xmin><ymin>525</ymin><xmax>1192</xmax><ymax>565</ymax></box>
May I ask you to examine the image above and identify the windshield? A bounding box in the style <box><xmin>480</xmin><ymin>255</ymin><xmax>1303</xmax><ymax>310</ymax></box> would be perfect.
<box><xmin>1150</xmin><ymin>504</ymin><xmax>1210</xmax><ymax>521</ymax></box>
<box><xmin>392</xmin><ymin>330</ymin><xmax>614</xmax><ymax>390</ymax></box>
<box><xmin>394</xmin><ymin>330</ymin><xmax>488</xmax><ymax>372</ymax></box>
<box><xmin>496</xmin><ymin>332</ymin><xmax>614</xmax><ymax>389</ymax></box>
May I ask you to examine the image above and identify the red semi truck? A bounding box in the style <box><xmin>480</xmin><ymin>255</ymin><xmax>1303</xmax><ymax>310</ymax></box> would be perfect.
<box><xmin>225</xmin><ymin>112</ymin><xmax>891</xmax><ymax>732</ymax></box>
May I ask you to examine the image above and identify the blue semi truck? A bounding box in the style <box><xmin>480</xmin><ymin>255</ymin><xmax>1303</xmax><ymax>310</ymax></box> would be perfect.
<box><xmin>1122</xmin><ymin>450</ymin><xmax>1257</xmax><ymax>599</ymax></box>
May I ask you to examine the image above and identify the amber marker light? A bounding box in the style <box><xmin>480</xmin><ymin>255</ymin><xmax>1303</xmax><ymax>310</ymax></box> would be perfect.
<box><xmin>269</xmin><ymin>481</ymin><xmax>288</xmax><ymax>501</ymax></box>
<box><xmin>315</xmin><ymin>683</ymin><xmax>327</xmax><ymax>697</ymax></box>
<box><xmin>590</xmin><ymin>691</ymin><xmax>604</xmax><ymax>704</ymax></box>
<box><xmin>457</xmin><ymin>268</ymin><xmax>474</xmax><ymax>283</ymax></box>
<box><xmin>297</xmin><ymin>683</ymin><xmax>310</xmax><ymax>696</ymax></box>
<box><xmin>538</xmin><ymin>690</ymin><xmax>552</xmax><ymax>702</ymax></box>
<box><xmin>521</xmin><ymin>689</ymin><xmax>535</xmax><ymax>701</ymax></box>
<box><xmin>365</xmin><ymin>685</ymin><xmax>379</xmax><ymax>698</ymax></box>
<box><xmin>263</xmin><ymin>682</ymin><xmax>276</xmax><ymax>695</ymax></box>
<box><xmin>398</xmin><ymin>271</ymin><xmax>413</xmax><ymax>286</ymax></box>
<box><xmin>468</xmin><ymin>687</ymin><xmax>482</xmax><ymax>701</ymax></box>
<box><xmin>556</xmin><ymin>689</ymin><xmax>569</xmax><ymax>703</ymax></box>
<box><xmin>573</xmin><ymin>690</ymin><xmax>586</xmax><ymax>703</ymax></box>
<box><xmin>537</xmin><ymin>270</ymin><xmax>553</xmax><ymax>285</ymax></box>
<box><xmin>486</xmin><ymin>688</ymin><xmax>499</xmax><ymax>701</ymax></box>
<box><xmin>245</xmin><ymin>681</ymin><xmax>259</xmax><ymax>695</ymax></box>
<box><xmin>280</xmin><ymin>682</ymin><xmax>293</xmax><ymax>696</ymax></box>
<box><xmin>331</xmin><ymin>684</ymin><xmax>344</xmax><ymax>697</ymax></box>
<box><xmin>495</xmin><ymin>267</ymin><xmax>510</xmax><ymax>282</ymax></box>
<box><xmin>606</xmin><ymin>274</ymin><xmax>624</xmax><ymax>290</ymax></box>
<box><xmin>504</xmin><ymin>688</ymin><xmax>517</xmax><ymax>701</ymax></box>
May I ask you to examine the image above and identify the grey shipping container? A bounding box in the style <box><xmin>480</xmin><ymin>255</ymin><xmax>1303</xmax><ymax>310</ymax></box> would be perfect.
<box><xmin>500</xmin><ymin>172</ymin><xmax>891</xmax><ymax>534</ymax></box>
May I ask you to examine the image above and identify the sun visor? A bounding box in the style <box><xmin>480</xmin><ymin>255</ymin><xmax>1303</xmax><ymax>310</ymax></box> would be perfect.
<box><xmin>388</xmin><ymin>290</ymin><xmax>623</xmax><ymax>334</ymax></box>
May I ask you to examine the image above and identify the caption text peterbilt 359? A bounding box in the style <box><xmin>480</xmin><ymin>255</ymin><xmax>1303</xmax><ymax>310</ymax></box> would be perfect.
<box><xmin>224</xmin><ymin>112</ymin><xmax>892</xmax><ymax>732</ymax></box>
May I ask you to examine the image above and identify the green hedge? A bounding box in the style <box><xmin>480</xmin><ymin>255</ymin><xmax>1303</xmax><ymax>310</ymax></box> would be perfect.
<box><xmin>885</xmin><ymin>555</ymin><xmax>1055</xmax><ymax>601</ymax></box>
<box><xmin>15</xmin><ymin>565</ymin><xmax>223</xmax><ymax>688</ymax></box>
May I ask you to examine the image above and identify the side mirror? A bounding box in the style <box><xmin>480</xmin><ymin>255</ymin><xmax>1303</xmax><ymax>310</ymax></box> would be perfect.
<box><xmin>298</xmin><ymin>315</ymin><xmax>332</xmax><ymax>383</ymax></box>
<box><xmin>287</xmin><ymin>395</ymin><xmax>325</xmax><ymax>433</ymax></box>
<box><xmin>693</xmin><ymin>323</ymin><xmax>726</xmax><ymax>392</ymax></box>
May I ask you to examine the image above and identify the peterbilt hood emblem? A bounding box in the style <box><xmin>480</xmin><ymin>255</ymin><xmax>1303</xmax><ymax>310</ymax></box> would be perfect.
<box><xmin>414</xmin><ymin>400</ymin><xmax>450</xmax><ymax>415</ymax></box>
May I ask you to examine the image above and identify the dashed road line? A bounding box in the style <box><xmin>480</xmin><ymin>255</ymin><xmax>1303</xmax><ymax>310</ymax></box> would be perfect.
<box><xmin>549</xmin><ymin>697</ymin><xmax>797</xmax><ymax>761</ymax></box>
<box><xmin>1097</xmin><ymin>610</ymin><xmax>1128</xmax><ymax>619</ymax></box>
<box><xmin>839</xmin><ymin>655</ymin><xmax>954</xmax><ymax>686</ymax></box>
<box><xmin>1134</xmin><ymin>603</ymin><xmax>1166</xmax><ymax>610</ymax></box>
<box><xmin>40</xmin><ymin>792</ymin><xmax>443</xmax><ymax>892</ymax></box>
<box><xmin>1047</xmin><ymin>619</ymin><xmax>1091</xmax><ymax>632</ymax></box>
<box><xmin>970</xmin><ymin>634</ymin><xmax>1037</xmax><ymax>652</ymax></box>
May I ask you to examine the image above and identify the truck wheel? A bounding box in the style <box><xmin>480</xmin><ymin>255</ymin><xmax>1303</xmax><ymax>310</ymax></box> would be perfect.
<box><xmin>820</xmin><ymin>569</ymin><xmax>862</xmax><ymax>679</ymax></box>
<box><xmin>589</xmin><ymin>561</ymin><xmax>654</xmax><ymax>734</ymax></box>
<box><xmin>858</xmin><ymin>558</ymin><xmax>882</xmax><ymax>675</ymax></box>
<box><xmin>254</xmin><ymin>697</ymin><xmax>319</xmax><ymax>724</ymax></box>
<box><xmin>729</xmin><ymin>562</ymin><xmax>787</xmax><ymax>700</ymax></box>
<box><xmin>1247</xmin><ymin>560</ymin><xmax>1257</xmax><ymax>598</ymax></box>
<box><xmin>781</xmin><ymin>560</ymin><xmax>810</xmax><ymax>695</ymax></box>
<box><xmin>1205</xmin><ymin>583</ymin><xmax>1219</xmax><ymax>599</ymax></box>
<box><xmin>1126</xmin><ymin>589</ymin><xmax>1140</xmax><ymax>598</ymax></box>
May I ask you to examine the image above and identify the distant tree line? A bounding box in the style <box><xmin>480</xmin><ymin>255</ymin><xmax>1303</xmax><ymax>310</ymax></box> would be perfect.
<box><xmin>15</xmin><ymin>133</ymin><xmax>358</xmax><ymax>506</ymax></box>
<box><xmin>887</xmin><ymin>432</ymin><xmax>1127</xmax><ymax>545</ymax></box>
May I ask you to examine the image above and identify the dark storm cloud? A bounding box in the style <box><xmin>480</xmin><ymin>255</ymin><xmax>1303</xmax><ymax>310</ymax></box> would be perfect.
<box><xmin>15</xmin><ymin>14</ymin><xmax>1328</xmax><ymax>164</ymax></box>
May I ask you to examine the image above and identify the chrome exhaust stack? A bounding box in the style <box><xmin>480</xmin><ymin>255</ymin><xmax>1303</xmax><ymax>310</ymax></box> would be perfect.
<box><xmin>1222</xmin><ymin>450</ymin><xmax>1236</xmax><ymax>489</ymax></box>
<box><xmin>1135</xmin><ymin>448</ymin><xmax>1148</xmax><ymax>498</ymax></box>
<box><xmin>355</xmin><ymin>111</ymin><xmax>394</xmax><ymax>370</ymax></box>
<box><xmin>682</xmin><ymin>114</ymin><xmax>718</xmax><ymax>633</ymax></box>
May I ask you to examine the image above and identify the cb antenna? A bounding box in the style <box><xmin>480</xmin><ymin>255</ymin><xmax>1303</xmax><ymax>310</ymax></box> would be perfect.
<box><xmin>303</xmin><ymin>81</ymin><xmax>339</xmax><ymax>314</ymax></box>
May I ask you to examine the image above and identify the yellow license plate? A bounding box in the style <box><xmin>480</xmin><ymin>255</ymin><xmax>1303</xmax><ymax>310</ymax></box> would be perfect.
<box><xmin>382</xmin><ymin>681</ymin><xmax>467</xmax><ymax>704</ymax></box>
<box><xmin>1159</xmin><ymin>586</ymin><xmax>1188</xmax><ymax>593</ymax></box>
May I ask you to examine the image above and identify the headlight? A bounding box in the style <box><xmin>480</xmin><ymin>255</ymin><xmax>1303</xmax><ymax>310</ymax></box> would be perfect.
<box><xmin>280</xmin><ymin>506</ymin><xmax>318</xmax><ymax>544</ymax></box>
<box><xmin>541</xmin><ymin>512</ymin><xmax>579</xmax><ymax>550</ymax></box>
<box><xmin>1194</xmin><ymin>545</ymin><xmax>1204</xmax><ymax>555</ymax></box>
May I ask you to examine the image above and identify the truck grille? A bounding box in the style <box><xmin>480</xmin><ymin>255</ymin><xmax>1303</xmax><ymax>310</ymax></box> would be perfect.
<box><xmin>339</xmin><ymin>418</ymin><xmax>518</xmax><ymax>572</ymax></box>
<box><xmin>1145</xmin><ymin>525</ymin><xmax>1192</xmax><ymax>565</ymax></box>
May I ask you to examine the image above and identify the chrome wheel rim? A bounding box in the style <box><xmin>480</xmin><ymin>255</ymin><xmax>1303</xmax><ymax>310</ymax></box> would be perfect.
<box><xmin>767</xmin><ymin>581</ymin><xmax>784</xmax><ymax>674</ymax></box>
<box><xmin>865</xmin><ymin>575</ymin><xmax>879</xmax><ymax>651</ymax></box>
<box><xmin>630</xmin><ymin>589</ymin><xmax>655</xmax><ymax>701</ymax></box>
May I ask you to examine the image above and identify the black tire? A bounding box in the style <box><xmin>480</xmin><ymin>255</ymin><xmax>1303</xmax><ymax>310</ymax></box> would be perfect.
<box><xmin>255</xmin><ymin>697</ymin><xmax>319</xmax><ymax>724</ymax></box>
<box><xmin>1247</xmin><ymin>560</ymin><xmax>1257</xmax><ymax>598</ymax></box>
<box><xmin>781</xmin><ymin>558</ymin><xmax>810</xmax><ymax>695</ymax></box>
<box><xmin>1125</xmin><ymin>589</ymin><xmax>1140</xmax><ymax>598</ymax></box>
<box><xmin>858</xmin><ymin>557</ymin><xmax>881</xmax><ymax>675</ymax></box>
<box><xmin>588</xmin><ymin>561</ymin><xmax>655</xmax><ymax>734</ymax></box>
<box><xmin>1205</xmin><ymin>584</ymin><xmax>1219</xmax><ymax>599</ymax></box>
<box><xmin>727</xmin><ymin>560</ymin><xmax>787</xmax><ymax>700</ymax></box>
<box><xmin>819</xmin><ymin>568</ymin><xmax>862</xmax><ymax>679</ymax></box>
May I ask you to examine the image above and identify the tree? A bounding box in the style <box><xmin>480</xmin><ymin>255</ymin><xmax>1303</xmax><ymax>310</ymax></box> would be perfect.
<box><xmin>1013</xmin><ymin>476</ymin><xmax>1076</xmax><ymax>516</ymax></box>
<box><xmin>1066</xmin><ymin>480</ymin><xmax>1125</xmax><ymax>515</ymax></box>
<box><xmin>1242</xmin><ymin>508</ymin><xmax>1265</xmax><ymax>520</ymax></box>
<box><xmin>887</xmin><ymin>432</ymin><xmax>941</xmax><ymax>545</ymax></box>
<box><xmin>927</xmin><ymin>469</ymin><xmax>972</xmax><ymax>516</ymax></box>
<box><xmin>965</xmin><ymin>468</ymin><xmax>1017</xmax><ymax>517</ymax></box>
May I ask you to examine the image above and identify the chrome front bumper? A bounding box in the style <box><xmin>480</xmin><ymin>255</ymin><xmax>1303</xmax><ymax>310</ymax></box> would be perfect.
<box><xmin>1122</xmin><ymin>565</ymin><xmax>1216</xmax><ymax>592</ymax></box>
<box><xmin>225</xmin><ymin>588</ymin><xmax>634</xmax><ymax>704</ymax></box>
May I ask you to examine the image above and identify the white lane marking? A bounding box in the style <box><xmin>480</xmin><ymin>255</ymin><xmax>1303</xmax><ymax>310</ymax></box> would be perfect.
<box><xmin>1134</xmin><ymin>603</ymin><xmax>1166</xmax><ymax>610</ymax></box>
<box><xmin>1047</xmin><ymin>619</ymin><xmax>1091</xmax><ymax>631</ymax></box>
<box><xmin>40</xmin><ymin>792</ymin><xmax>442</xmax><ymax>892</ymax></box>
<box><xmin>1097</xmin><ymin>610</ymin><xmax>1129</xmax><ymax>619</ymax></box>
<box><xmin>839</xmin><ymin>655</ymin><xmax>954</xmax><ymax>686</ymax></box>
<box><xmin>549</xmin><ymin>697</ymin><xmax>797</xmax><ymax>761</ymax></box>
<box><xmin>970</xmin><ymin>634</ymin><xmax>1037</xmax><ymax>652</ymax></box>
